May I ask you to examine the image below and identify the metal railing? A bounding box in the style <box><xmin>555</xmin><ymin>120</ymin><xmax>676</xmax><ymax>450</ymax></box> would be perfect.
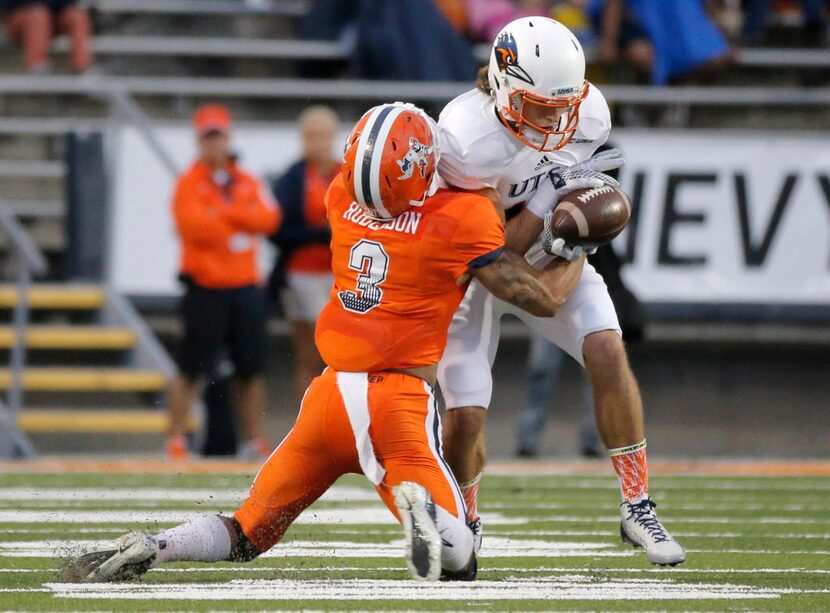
<box><xmin>1</xmin><ymin>74</ymin><xmax>829</xmax><ymax>106</ymax></box>
<box><xmin>0</xmin><ymin>202</ymin><xmax>47</xmax><ymax>458</ymax></box>
<box><xmin>91</xmin><ymin>0</ymin><xmax>309</xmax><ymax>17</ymax></box>
<box><xmin>0</xmin><ymin>75</ymin><xmax>830</xmax><ymax>108</ymax></box>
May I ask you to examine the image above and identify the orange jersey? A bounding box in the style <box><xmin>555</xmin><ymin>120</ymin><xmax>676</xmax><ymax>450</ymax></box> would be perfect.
<box><xmin>315</xmin><ymin>174</ymin><xmax>505</xmax><ymax>372</ymax></box>
<box><xmin>173</xmin><ymin>160</ymin><xmax>282</xmax><ymax>289</ymax></box>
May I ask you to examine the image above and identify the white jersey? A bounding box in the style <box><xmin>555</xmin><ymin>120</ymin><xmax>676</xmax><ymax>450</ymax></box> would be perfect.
<box><xmin>437</xmin><ymin>84</ymin><xmax>611</xmax><ymax>211</ymax></box>
<box><xmin>435</xmin><ymin>83</ymin><xmax>621</xmax><ymax>411</ymax></box>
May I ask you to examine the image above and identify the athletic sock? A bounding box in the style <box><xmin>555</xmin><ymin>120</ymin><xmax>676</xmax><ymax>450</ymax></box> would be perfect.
<box><xmin>434</xmin><ymin>504</ymin><xmax>474</xmax><ymax>572</ymax></box>
<box><xmin>609</xmin><ymin>439</ymin><xmax>649</xmax><ymax>503</ymax></box>
<box><xmin>459</xmin><ymin>473</ymin><xmax>482</xmax><ymax>522</ymax></box>
<box><xmin>152</xmin><ymin>515</ymin><xmax>231</xmax><ymax>567</ymax></box>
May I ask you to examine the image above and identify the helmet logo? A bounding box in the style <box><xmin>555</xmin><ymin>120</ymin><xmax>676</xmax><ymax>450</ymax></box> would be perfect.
<box><xmin>397</xmin><ymin>137</ymin><xmax>433</xmax><ymax>180</ymax></box>
<box><xmin>494</xmin><ymin>32</ymin><xmax>534</xmax><ymax>86</ymax></box>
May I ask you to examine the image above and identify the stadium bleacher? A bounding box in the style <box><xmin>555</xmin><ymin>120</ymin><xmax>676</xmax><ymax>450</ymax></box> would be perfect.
<box><xmin>0</xmin><ymin>1</ymin><xmax>824</xmax><ymax>255</ymax></box>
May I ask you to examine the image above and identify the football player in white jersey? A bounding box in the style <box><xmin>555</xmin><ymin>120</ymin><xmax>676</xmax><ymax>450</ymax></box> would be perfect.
<box><xmin>436</xmin><ymin>17</ymin><xmax>685</xmax><ymax>566</ymax></box>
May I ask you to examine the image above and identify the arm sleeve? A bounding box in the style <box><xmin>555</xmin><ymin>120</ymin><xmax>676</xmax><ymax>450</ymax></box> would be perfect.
<box><xmin>171</xmin><ymin>177</ymin><xmax>233</xmax><ymax>247</ymax></box>
<box><xmin>222</xmin><ymin>178</ymin><xmax>283</xmax><ymax>235</ymax></box>
<box><xmin>446</xmin><ymin>194</ymin><xmax>506</xmax><ymax>279</ymax></box>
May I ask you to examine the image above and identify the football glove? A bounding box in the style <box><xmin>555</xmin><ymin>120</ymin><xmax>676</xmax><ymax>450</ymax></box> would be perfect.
<box><xmin>541</xmin><ymin>210</ymin><xmax>593</xmax><ymax>262</ymax></box>
<box><xmin>525</xmin><ymin>149</ymin><xmax>624</xmax><ymax>219</ymax></box>
<box><xmin>574</xmin><ymin>147</ymin><xmax>626</xmax><ymax>177</ymax></box>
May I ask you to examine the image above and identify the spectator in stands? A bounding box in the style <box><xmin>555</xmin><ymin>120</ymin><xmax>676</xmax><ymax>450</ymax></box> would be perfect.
<box><xmin>268</xmin><ymin>106</ymin><xmax>340</xmax><ymax>397</ymax></box>
<box><xmin>464</xmin><ymin>0</ymin><xmax>543</xmax><ymax>43</ymax></box>
<box><xmin>301</xmin><ymin>0</ymin><xmax>477</xmax><ymax>80</ymax></box>
<box><xmin>742</xmin><ymin>0</ymin><xmax>829</xmax><ymax>46</ymax></box>
<box><xmin>167</xmin><ymin>104</ymin><xmax>282</xmax><ymax>461</ymax></box>
<box><xmin>589</xmin><ymin>0</ymin><xmax>654</xmax><ymax>83</ymax></box>
<box><xmin>462</xmin><ymin>0</ymin><xmax>595</xmax><ymax>45</ymax></box>
<box><xmin>598</xmin><ymin>0</ymin><xmax>731</xmax><ymax>85</ymax></box>
<box><xmin>1</xmin><ymin>0</ymin><xmax>94</xmax><ymax>73</ymax></box>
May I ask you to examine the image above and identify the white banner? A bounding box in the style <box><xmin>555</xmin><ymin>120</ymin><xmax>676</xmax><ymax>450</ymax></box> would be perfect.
<box><xmin>109</xmin><ymin>126</ymin><xmax>830</xmax><ymax>305</ymax></box>
<box><xmin>613</xmin><ymin>130</ymin><xmax>830</xmax><ymax>304</ymax></box>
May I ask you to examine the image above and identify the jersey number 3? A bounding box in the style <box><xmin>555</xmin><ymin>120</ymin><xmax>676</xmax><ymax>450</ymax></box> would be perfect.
<box><xmin>338</xmin><ymin>239</ymin><xmax>389</xmax><ymax>314</ymax></box>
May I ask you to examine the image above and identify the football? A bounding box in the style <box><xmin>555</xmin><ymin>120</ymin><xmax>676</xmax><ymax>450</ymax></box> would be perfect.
<box><xmin>549</xmin><ymin>185</ymin><xmax>632</xmax><ymax>249</ymax></box>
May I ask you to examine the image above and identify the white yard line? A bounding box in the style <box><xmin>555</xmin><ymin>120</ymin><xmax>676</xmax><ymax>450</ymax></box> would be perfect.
<box><xmin>0</xmin><ymin>509</ymin><xmax>526</xmax><ymax>525</ymax></box>
<box><xmin>686</xmin><ymin>549</ymin><xmax>830</xmax><ymax>555</ymax></box>
<box><xmin>523</xmin><ymin>480</ymin><xmax>830</xmax><ymax>491</ymax></box>
<box><xmin>5</xmin><ymin>536</ymin><xmax>829</xmax><ymax>560</ymax></box>
<box><xmin>42</xmin><ymin>577</ymin><xmax>798</xmax><ymax>601</ymax></box>
<box><xmin>6</xmin><ymin>500</ymin><xmax>826</xmax><ymax>514</ymax></box>
<box><xmin>3</xmin><ymin>509</ymin><xmax>828</xmax><ymax>525</ymax></box>
<box><xmin>0</xmin><ymin>537</ymin><xmax>624</xmax><ymax>559</ymax></box>
<box><xmin>484</xmin><ymin>502</ymin><xmax>828</xmax><ymax>512</ymax></box>
<box><xmin>278</xmin><ymin>528</ymin><xmax>830</xmax><ymax>540</ymax></box>
<box><xmin>6</xmin><ymin>565</ymin><xmax>830</xmax><ymax>575</ymax></box>
<box><xmin>0</xmin><ymin>486</ymin><xmax>376</xmax><ymax>503</ymax></box>
<box><xmin>485</xmin><ymin>530</ymin><xmax>830</xmax><ymax>539</ymax></box>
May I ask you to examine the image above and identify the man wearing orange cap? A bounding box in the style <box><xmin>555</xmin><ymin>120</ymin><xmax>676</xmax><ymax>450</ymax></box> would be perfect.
<box><xmin>166</xmin><ymin>104</ymin><xmax>282</xmax><ymax>461</ymax></box>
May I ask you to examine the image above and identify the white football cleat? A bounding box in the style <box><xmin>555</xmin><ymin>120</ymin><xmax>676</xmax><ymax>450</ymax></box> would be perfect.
<box><xmin>620</xmin><ymin>497</ymin><xmax>686</xmax><ymax>566</ymax></box>
<box><xmin>72</xmin><ymin>531</ymin><xmax>159</xmax><ymax>582</ymax></box>
<box><xmin>468</xmin><ymin>517</ymin><xmax>483</xmax><ymax>554</ymax></box>
<box><xmin>393</xmin><ymin>481</ymin><xmax>442</xmax><ymax>581</ymax></box>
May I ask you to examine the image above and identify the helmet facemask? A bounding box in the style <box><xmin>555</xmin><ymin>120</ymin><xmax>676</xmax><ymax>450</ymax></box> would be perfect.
<box><xmin>501</xmin><ymin>82</ymin><xmax>589</xmax><ymax>152</ymax></box>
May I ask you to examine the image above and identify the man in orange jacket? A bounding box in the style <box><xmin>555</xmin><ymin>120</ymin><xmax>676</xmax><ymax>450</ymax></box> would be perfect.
<box><xmin>167</xmin><ymin>104</ymin><xmax>282</xmax><ymax>460</ymax></box>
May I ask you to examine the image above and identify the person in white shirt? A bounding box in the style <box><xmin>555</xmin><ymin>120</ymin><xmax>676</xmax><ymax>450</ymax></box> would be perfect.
<box><xmin>436</xmin><ymin>16</ymin><xmax>685</xmax><ymax>566</ymax></box>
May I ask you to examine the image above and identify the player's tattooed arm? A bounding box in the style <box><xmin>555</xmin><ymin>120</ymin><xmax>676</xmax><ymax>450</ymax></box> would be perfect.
<box><xmin>504</xmin><ymin>208</ymin><xmax>545</xmax><ymax>256</ymax></box>
<box><xmin>457</xmin><ymin>186</ymin><xmax>542</xmax><ymax>256</ymax></box>
<box><xmin>537</xmin><ymin>252</ymin><xmax>586</xmax><ymax>308</ymax></box>
<box><xmin>472</xmin><ymin>251</ymin><xmax>582</xmax><ymax>317</ymax></box>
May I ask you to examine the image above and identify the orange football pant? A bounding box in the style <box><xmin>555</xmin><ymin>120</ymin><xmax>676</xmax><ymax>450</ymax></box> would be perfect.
<box><xmin>234</xmin><ymin>369</ymin><xmax>471</xmax><ymax>567</ymax></box>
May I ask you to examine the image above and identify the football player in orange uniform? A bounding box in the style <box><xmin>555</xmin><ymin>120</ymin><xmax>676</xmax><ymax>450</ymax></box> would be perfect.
<box><xmin>71</xmin><ymin>103</ymin><xmax>586</xmax><ymax>583</ymax></box>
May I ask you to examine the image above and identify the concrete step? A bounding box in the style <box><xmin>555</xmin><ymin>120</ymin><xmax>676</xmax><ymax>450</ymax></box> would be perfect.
<box><xmin>18</xmin><ymin>408</ymin><xmax>196</xmax><ymax>433</ymax></box>
<box><xmin>0</xmin><ymin>325</ymin><xmax>135</xmax><ymax>350</ymax></box>
<box><xmin>0</xmin><ymin>367</ymin><xmax>167</xmax><ymax>392</ymax></box>
<box><xmin>0</xmin><ymin>160</ymin><xmax>63</xmax><ymax>179</ymax></box>
<box><xmin>3</xmin><ymin>200</ymin><xmax>64</xmax><ymax>219</ymax></box>
<box><xmin>0</xmin><ymin>284</ymin><xmax>105</xmax><ymax>310</ymax></box>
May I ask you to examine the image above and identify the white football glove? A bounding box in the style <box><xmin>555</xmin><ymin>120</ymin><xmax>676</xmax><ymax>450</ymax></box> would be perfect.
<box><xmin>575</xmin><ymin>147</ymin><xmax>626</xmax><ymax>176</ymax></box>
<box><xmin>541</xmin><ymin>211</ymin><xmax>585</xmax><ymax>261</ymax></box>
<box><xmin>525</xmin><ymin>148</ymin><xmax>625</xmax><ymax>219</ymax></box>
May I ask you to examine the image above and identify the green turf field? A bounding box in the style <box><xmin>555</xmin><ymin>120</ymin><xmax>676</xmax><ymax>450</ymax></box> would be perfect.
<box><xmin>1</xmin><ymin>468</ymin><xmax>828</xmax><ymax>611</ymax></box>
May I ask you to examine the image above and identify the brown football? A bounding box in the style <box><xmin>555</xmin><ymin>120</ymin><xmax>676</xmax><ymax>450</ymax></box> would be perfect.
<box><xmin>549</xmin><ymin>185</ymin><xmax>631</xmax><ymax>249</ymax></box>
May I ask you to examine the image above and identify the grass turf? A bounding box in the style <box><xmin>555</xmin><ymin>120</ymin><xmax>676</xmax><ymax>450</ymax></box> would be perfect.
<box><xmin>0</xmin><ymin>470</ymin><xmax>828</xmax><ymax>612</ymax></box>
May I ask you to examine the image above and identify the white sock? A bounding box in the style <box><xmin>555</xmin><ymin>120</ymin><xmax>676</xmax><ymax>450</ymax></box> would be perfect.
<box><xmin>152</xmin><ymin>515</ymin><xmax>231</xmax><ymax>567</ymax></box>
<box><xmin>435</xmin><ymin>504</ymin><xmax>474</xmax><ymax>572</ymax></box>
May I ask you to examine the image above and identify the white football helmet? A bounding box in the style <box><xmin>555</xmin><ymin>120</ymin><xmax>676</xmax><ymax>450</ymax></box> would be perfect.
<box><xmin>488</xmin><ymin>17</ymin><xmax>588</xmax><ymax>152</ymax></box>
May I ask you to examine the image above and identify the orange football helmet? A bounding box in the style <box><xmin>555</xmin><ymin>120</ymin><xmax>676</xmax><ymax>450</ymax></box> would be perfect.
<box><xmin>343</xmin><ymin>103</ymin><xmax>437</xmax><ymax>220</ymax></box>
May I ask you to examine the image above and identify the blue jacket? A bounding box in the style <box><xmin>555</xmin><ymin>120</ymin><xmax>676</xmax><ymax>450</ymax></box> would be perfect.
<box><xmin>267</xmin><ymin>160</ymin><xmax>331</xmax><ymax>301</ymax></box>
